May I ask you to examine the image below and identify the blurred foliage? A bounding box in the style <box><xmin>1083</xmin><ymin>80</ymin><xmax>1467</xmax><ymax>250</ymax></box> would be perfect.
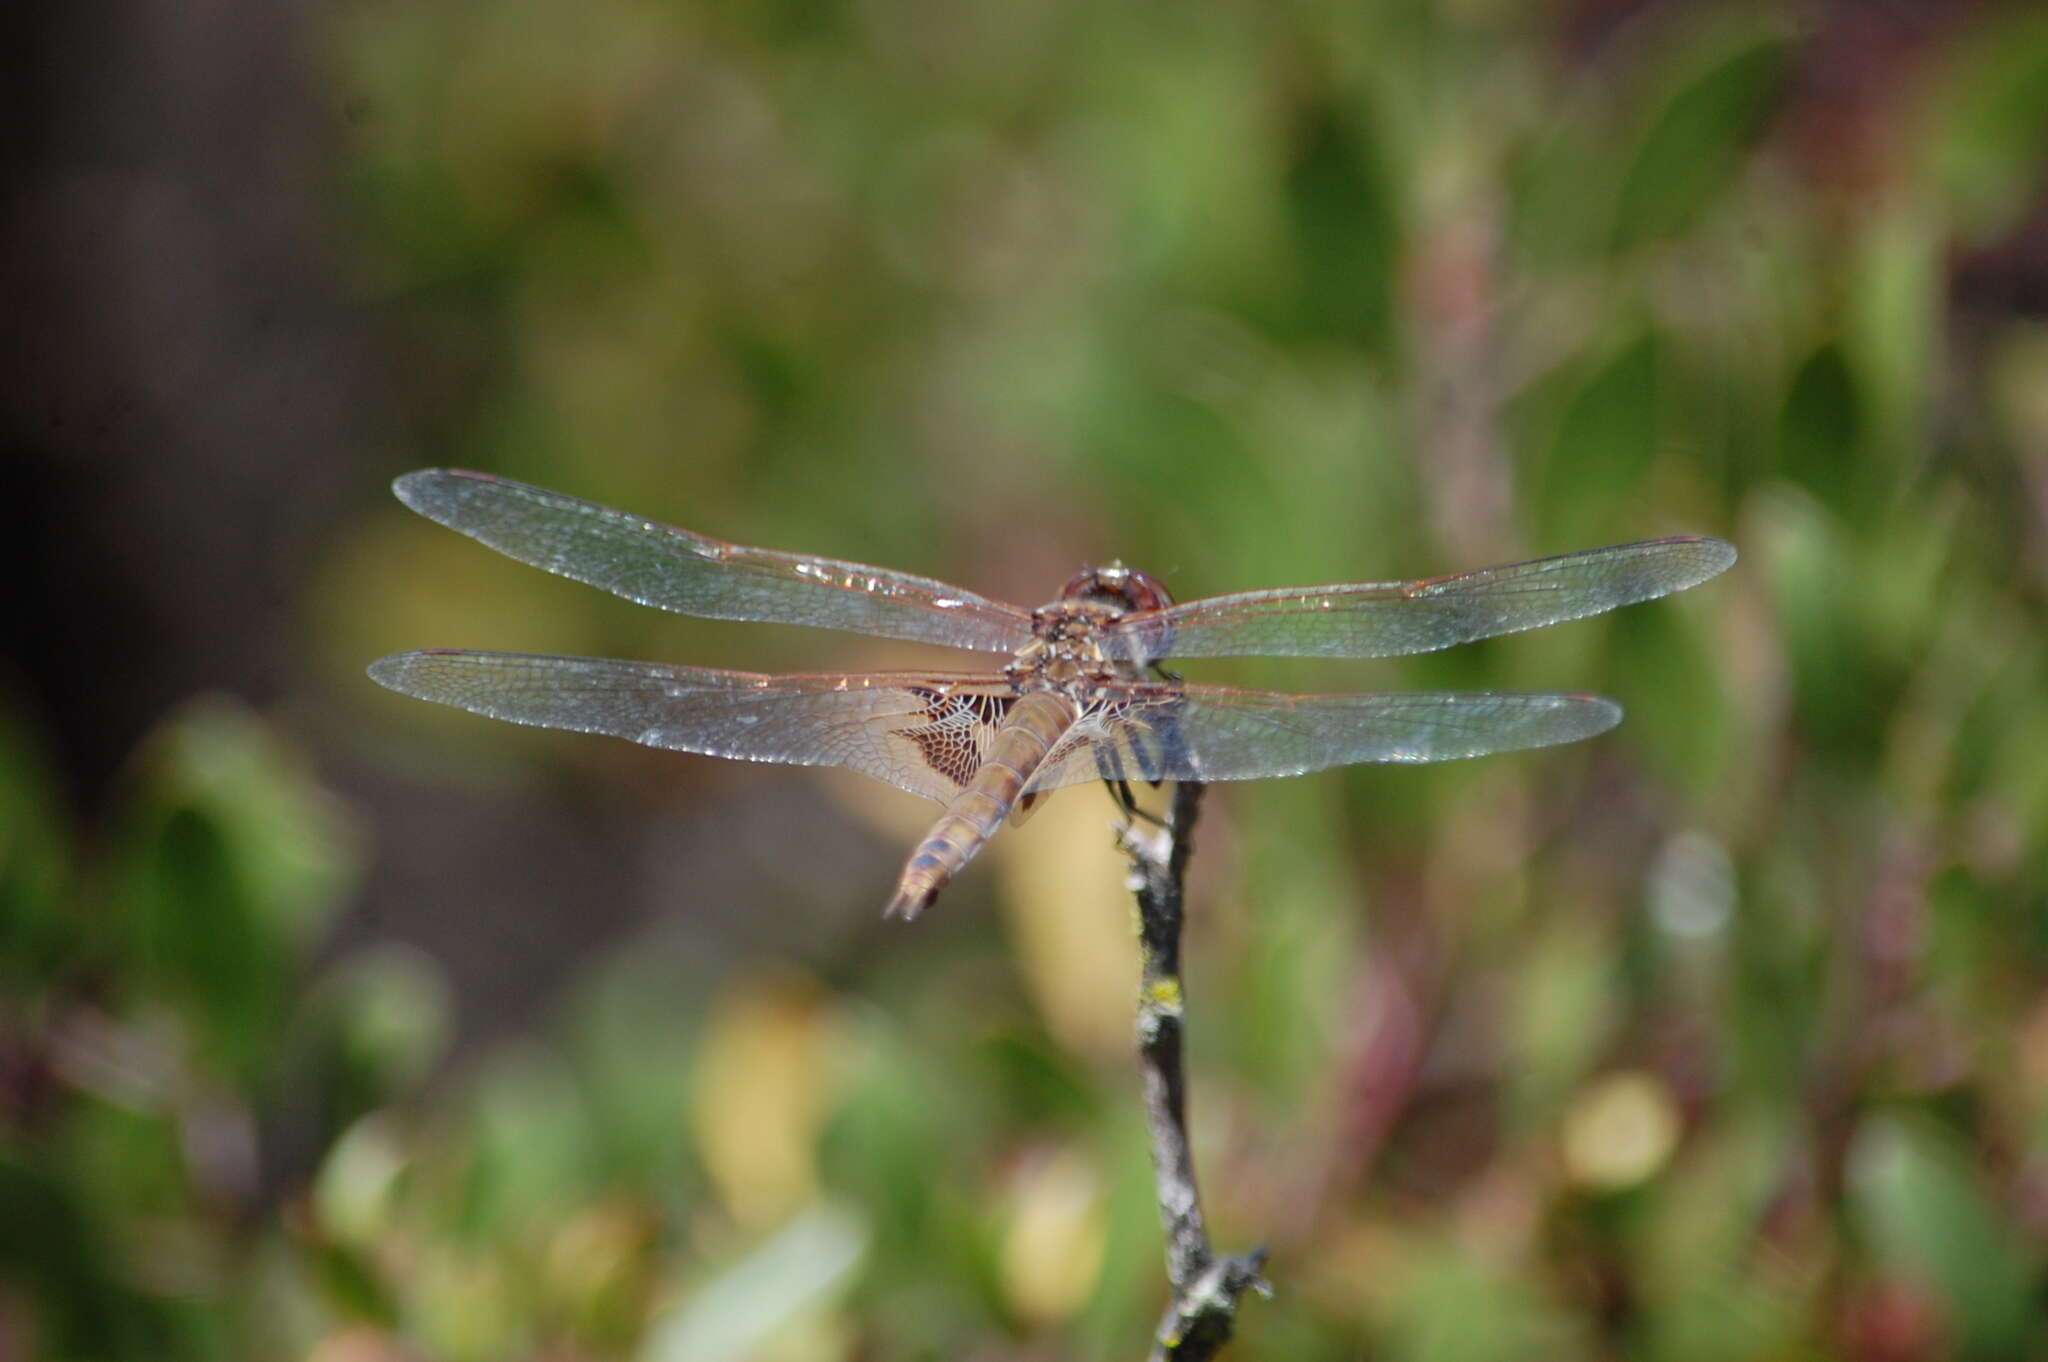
<box><xmin>11</xmin><ymin>0</ymin><xmax>2048</xmax><ymax>1358</ymax></box>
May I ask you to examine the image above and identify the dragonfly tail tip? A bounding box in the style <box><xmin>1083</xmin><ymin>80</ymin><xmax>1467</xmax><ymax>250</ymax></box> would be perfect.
<box><xmin>882</xmin><ymin>886</ymin><xmax>935</xmax><ymax>922</ymax></box>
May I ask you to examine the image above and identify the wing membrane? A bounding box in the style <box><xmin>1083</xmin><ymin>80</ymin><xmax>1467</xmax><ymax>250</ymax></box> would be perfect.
<box><xmin>1107</xmin><ymin>537</ymin><xmax>1736</xmax><ymax>660</ymax></box>
<box><xmin>372</xmin><ymin>654</ymin><xmax>1621</xmax><ymax>802</ymax></box>
<box><xmin>369</xmin><ymin>650</ymin><xmax>1019</xmax><ymax>803</ymax></box>
<box><xmin>395</xmin><ymin>470</ymin><xmax>1037</xmax><ymax>654</ymax></box>
<box><xmin>1023</xmin><ymin>682</ymin><xmax>1622</xmax><ymax>791</ymax></box>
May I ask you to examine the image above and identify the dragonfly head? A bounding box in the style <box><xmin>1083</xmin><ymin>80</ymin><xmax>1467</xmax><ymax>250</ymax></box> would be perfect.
<box><xmin>1057</xmin><ymin>564</ymin><xmax>1174</xmax><ymax>616</ymax></box>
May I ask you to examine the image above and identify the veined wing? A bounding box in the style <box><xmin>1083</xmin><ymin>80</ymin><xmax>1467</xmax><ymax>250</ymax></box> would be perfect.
<box><xmin>1022</xmin><ymin>681</ymin><xmax>1622</xmax><ymax>791</ymax></box>
<box><xmin>1105</xmin><ymin>537</ymin><xmax>1736</xmax><ymax>660</ymax></box>
<box><xmin>394</xmin><ymin>470</ymin><xmax>1038</xmax><ymax>654</ymax></box>
<box><xmin>368</xmin><ymin>651</ymin><xmax>1020</xmax><ymax>803</ymax></box>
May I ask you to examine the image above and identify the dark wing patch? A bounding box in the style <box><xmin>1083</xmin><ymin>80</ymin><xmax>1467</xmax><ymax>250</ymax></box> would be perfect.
<box><xmin>899</xmin><ymin>686</ymin><xmax>1014</xmax><ymax>792</ymax></box>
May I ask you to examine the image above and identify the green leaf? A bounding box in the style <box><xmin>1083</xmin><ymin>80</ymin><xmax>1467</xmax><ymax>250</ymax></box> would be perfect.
<box><xmin>1778</xmin><ymin>344</ymin><xmax>1869</xmax><ymax>521</ymax></box>
<box><xmin>302</xmin><ymin>944</ymin><xmax>456</xmax><ymax>1127</ymax></box>
<box><xmin>1850</xmin><ymin>1115</ymin><xmax>2035</xmax><ymax>1359</ymax></box>
<box><xmin>1284</xmin><ymin>101</ymin><xmax>1400</xmax><ymax>354</ymax></box>
<box><xmin>1612</xmin><ymin>38</ymin><xmax>1787</xmax><ymax>250</ymax></box>
<box><xmin>1381</xmin><ymin>1241</ymin><xmax>1588</xmax><ymax>1362</ymax></box>
<box><xmin>109</xmin><ymin>701</ymin><xmax>362</xmax><ymax>1083</ymax></box>
<box><xmin>1534</xmin><ymin>333</ymin><xmax>1661</xmax><ymax>544</ymax></box>
<box><xmin>0</xmin><ymin>1154</ymin><xmax>186</xmax><ymax>1360</ymax></box>
<box><xmin>0</xmin><ymin>702</ymin><xmax>75</xmax><ymax>990</ymax></box>
<box><xmin>640</xmin><ymin>1205</ymin><xmax>868</xmax><ymax>1362</ymax></box>
<box><xmin>1937</xmin><ymin>11</ymin><xmax>2048</xmax><ymax>238</ymax></box>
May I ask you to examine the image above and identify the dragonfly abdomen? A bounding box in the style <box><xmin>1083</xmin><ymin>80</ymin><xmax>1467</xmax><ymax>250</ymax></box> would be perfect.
<box><xmin>883</xmin><ymin>692</ymin><xmax>1076</xmax><ymax>919</ymax></box>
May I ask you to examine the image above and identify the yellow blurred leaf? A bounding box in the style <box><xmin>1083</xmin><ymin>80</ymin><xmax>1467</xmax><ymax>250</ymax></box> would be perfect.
<box><xmin>314</xmin><ymin>1113</ymin><xmax>409</xmax><ymax>1248</ymax></box>
<box><xmin>1561</xmin><ymin>1070</ymin><xmax>1682</xmax><ymax>1192</ymax></box>
<box><xmin>993</xmin><ymin>790</ymin><xmax>1142</xmax><ymax>1059</ymax></box>
<box><xmin>998</xmin><ymin>1145</ymin><xmax>1107</xmax><ymax>1326</ymax></box>
<box><xmin>691</xmin><ymin>969</ymin><xmax>844</xmax><ymax>1230</ymax></box>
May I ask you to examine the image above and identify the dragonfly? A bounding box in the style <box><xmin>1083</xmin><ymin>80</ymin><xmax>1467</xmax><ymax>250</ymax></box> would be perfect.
<box><xmin>369</xmin><ymin>471</ymin><xmax>1735</xmax><ymax>919</ymax></box>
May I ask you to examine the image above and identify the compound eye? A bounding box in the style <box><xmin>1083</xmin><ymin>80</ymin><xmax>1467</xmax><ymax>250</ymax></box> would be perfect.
<box><xmin>1056</xmin><ymin>567</ymin><xmax>1108</xmax><ymax>602</ymax></box>
<box><xmin>1056</xmin><ymin>565</ymin><xmax>1174</xmax><ymax>613</ymax></box>
<box><xmin>1117</xmin><ymin>569</ymin><xmax>1174</xmax><ymax>613</ymax></box>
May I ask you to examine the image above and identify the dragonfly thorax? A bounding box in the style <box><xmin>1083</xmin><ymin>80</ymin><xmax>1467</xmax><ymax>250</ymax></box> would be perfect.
<box><xmin>1004</xmin><ymin>566</ymin><xmax>1165</xmax><ymax>688</ymax></box>
<box><xmin>1014</xmin><ymin>565</ymin><xmax>1174</xmax><ymax>682</ymax></box>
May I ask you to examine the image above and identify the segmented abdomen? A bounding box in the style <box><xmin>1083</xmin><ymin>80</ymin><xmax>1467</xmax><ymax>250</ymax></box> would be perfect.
<box><xmin>883</xmin><ymin>691</ymin><xmax>1077</xmax><ymax>919</ymax></box>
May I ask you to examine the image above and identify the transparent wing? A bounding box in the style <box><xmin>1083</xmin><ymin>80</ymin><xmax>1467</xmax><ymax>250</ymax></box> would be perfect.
<box><xmin>394</xmin><ymin>470</ymin><xmax>1038</xmax><ymax>654</ymax></box>
<box><xmin>1022</xmin><ymin>681</ymin><xmax>1622</xmax><ymax>791</ymax></box>
<box><xmin>1105</xmin><ymin>537</ymin><xmax>1736</xmax><ymax>660</ymax></box>
<box><xmin>368</xmin><ymin>651</ymin><xmax>1021</xmax><ymax>803</ymax></box>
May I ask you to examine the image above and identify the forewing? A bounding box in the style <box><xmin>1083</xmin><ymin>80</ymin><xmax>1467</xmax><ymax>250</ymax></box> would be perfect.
<box><xmin>1022</xmin><ymin>681</ymin><xmax>1622</xmax><ymax>791</ymax></box>
<box><xmin>394</xmin><ymin>470</ymin><xmax>1037</xmax><ymax>654</ymax></box>
<box><xmin>368</xmin><ymin>651</ymin><xmax>1018</xmax><ymax>803</ymax></box>
<box><xmin>1106</xmin><ymin>536</ymin><xmax>1736</xmax><ymax>660</ymax></box>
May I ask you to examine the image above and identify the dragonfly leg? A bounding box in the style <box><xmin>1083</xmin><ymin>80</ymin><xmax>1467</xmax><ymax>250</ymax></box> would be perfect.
<box><xmin>1108</xmin><ymin>777</ymin><xmax>1168</xmax><ymax>827</ymax></box>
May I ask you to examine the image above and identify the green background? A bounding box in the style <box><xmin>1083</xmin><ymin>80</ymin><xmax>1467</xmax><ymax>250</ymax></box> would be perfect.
<box><xmin>8</xmin><ymin>1</ymin><xmax>2048</xmax><ymax>1358</ymax></box>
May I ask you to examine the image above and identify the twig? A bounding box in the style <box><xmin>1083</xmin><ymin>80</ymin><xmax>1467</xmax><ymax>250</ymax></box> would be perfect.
<box><xmin>1119</xmin><ymin>781</ymin><xmax>1271</xmax><ymax>1361</ymax></box>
